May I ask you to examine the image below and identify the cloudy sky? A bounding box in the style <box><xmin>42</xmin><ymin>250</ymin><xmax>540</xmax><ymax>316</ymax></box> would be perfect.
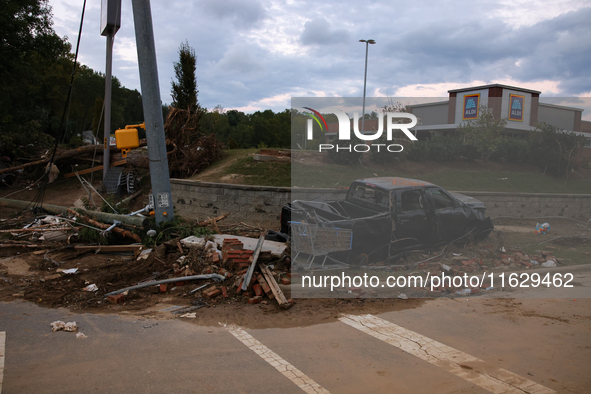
<box><xmin>49</xmin><ymin>0</ymin><xmax>591</xmax><ymax>117</ymax></box>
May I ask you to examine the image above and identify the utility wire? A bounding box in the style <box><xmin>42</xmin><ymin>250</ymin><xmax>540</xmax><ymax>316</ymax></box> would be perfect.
<box><xmin>31</xmin><ymin>0</ymin><xmax>87</xmax><ymax>212</ymax></box>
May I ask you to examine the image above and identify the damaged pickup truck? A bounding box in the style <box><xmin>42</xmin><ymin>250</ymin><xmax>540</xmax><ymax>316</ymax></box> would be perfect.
<box><xmin>281</xmin><ymin>177</ymin><xmax>494</xmax><ymax>264</ymax></box>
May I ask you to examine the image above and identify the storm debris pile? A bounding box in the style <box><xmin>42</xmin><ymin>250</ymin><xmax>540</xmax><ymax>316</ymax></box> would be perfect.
<box><xmin>0</xmin><ymin>228</ymin><xmax>292</xmax><ymax>311</ymax></box>
<box><xmin>164</xmin><ymin>108</ymin><xmax>224</xmax><ymax>178</ymax></box>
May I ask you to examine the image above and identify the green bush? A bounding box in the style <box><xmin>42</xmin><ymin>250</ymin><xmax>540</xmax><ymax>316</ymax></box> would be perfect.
<box><xmin>528</xmin><ymin>123</ymin><xmax>585</xmax><ymax>177</ymax></box>
<box><xmin>427</xmin><ymin>137</ymin><xmax>463</xmax><ymax>162</ymax></box>
<box><xmin>403</xmin><ymin>140</ymin><xmax>429</xmax><ymax>161</ymax></box>
<box><xmin>460</xmin><ymin>144</ymin><xmax>480</xmax><ymax>160</ymax></box>
<box><xmin>490</xmin><ymin>138</ymin><xmax>530</xmax><ymax>163</ymax></box>
<box><xmin>327</xmin><ymin>139</ymin><xmax>363</xmax><ymax>166</ymax></box>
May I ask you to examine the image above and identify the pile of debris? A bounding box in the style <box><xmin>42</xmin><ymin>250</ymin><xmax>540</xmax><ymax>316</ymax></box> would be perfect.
<box><xmin>0</xmin><ymin>223</ymin><xmax>294</xmax><ymax>312</ymax></box>
<box><xmin>179</xmin><ymin>235</ymin><xmax>293</xmax><ymax>308</ymax></box>
<box><xmin>164</xmin><ymin>107</ymin><xmax>224</xmax><ymax>178</ymax></box>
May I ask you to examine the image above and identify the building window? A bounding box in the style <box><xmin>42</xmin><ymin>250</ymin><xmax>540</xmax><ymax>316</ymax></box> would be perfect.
<box><xmin>584</xmin><ymin>139</ymin><xmax>591</xmax><ymax>148</ymax></box>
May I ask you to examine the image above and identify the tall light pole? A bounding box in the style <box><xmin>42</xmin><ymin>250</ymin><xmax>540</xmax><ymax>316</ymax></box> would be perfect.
<box><xmin>359</xmin><ymin>39</ymin><xmax>375</xmax><ymax>134</ymax></box>
<box><xmin>100</xmin><ymin>0</ymin><xmax>121</xmax><ymax>180</ymax></box>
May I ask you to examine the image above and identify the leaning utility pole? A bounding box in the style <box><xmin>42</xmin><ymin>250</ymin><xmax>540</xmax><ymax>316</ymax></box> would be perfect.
<box><xmin>100</xmin><ymin>0</ymin><xmax>121</xmax><ymax>180</ymax></box>
<box><xmin>131</xmin><ymin>0</ymin><xmax>174</xmax><ymax>224</ymax></box>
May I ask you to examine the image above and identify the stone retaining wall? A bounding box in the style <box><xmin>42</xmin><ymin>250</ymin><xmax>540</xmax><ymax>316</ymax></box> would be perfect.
<box><xmin>170</xmin><ymin>179</ymin><xmax>591</xmax><ymax>229</ymax></box>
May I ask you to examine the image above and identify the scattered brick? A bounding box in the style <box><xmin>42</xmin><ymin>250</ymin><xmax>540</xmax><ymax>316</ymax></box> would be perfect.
<box><xmin>107</xmin><ymin>294</ymin><xmax>125</xmax><ymax>304</ymax></box>
<box><xmin>248</xmin><ymin>296</ymin><xmax>263</xmax><ymax>304</ymax></box>
<box><xmin>253</xmin><ymin>284</ymin><xmax>263</xmax><ymax>297</ymax></box>
<box><xmin>203</xmin><ymin>286</ymin><xmax>221</xmax><ymax>298</ymax></box>
<box><xmin>159</xmin><ymin>284</ymin><xmax>168</xmax><ymax>293</ymax></box>
<box><xmin>221</xmin><ymin>286</ymin><xmax>228</xmax><ymax>298</ymax></box>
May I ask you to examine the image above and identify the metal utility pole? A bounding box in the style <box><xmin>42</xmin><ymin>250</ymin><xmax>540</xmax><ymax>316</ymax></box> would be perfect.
<box><xmin>103</xmin><ymin>33</ymin><xmax>113</xmax><ymax>179</ymax></box>
<box><xmin>100</xmin><ymin>0</ymin><xmax>121</xmax><ymax>180</ymax></box>
<box><xmin>131</xmin><ymin>0</ymin><xmax>174</xmax><ymax>224</ymax></box>
<box><xmin>359</xmin><ymin>39</ymin><xmax>376</xmax><ymax>134</ymax></box>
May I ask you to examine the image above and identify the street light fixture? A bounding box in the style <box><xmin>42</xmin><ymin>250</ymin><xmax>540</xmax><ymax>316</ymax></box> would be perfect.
<box><xmin>359</xmin><ymin>39</ymin><xmax>376</xmax><ymax>135</ymax></box>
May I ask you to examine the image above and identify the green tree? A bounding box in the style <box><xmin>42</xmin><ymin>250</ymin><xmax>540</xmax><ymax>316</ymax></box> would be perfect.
<box><xmin>458</xmin><ymin>106</ymin><xmax>506</xmax><ymax>161</ymax></box>
<box><xmin>171</xmin><ymin>41</ymin><xmax>198</xmax><ymax>112</ymax></box>
<box><xmin>0</xmin><ymin>0</ymin><xmax>71</xmax><ymax>157</ymax></box>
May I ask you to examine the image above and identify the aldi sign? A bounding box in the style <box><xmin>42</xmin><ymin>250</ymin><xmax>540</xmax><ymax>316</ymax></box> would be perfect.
<box><xmin>462</xmin><ymin>94</ymin><xmax>480</xmax><ymax>120</ymax></box>
<box><xmin>509</xmin><ymin>94</ymin><xmax>525</xmax><ymax>121</ymax></box>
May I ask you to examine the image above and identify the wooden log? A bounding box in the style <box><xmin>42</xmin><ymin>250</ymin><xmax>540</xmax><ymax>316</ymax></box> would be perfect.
<box><xmin>67</xmin><ymin>209</ymin><xmax>142</xmax><ymax>243</ymax></box>
<box><xmin>0</xmin><ymin>198</ymin><xmax>148</xmax><ymax>227</ymax></box>
<box><xmin>0</xmin><ymin>145</ymin><xmax>120</xmax><ymax>175</ymax></box>
<box><xmin>73</xmin><ymin>245</ymin><xmax>143</xmax><ymax>252</ymax></box>
<box><xmin>63</xmin><ymin>159</ymin><xmax>127</xmax><ymax>178</ymax></box>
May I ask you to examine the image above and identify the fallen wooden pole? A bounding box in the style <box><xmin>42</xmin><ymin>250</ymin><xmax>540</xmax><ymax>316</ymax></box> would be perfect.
<box><xmin>63</xmin><ymin>159</ymin><xmax>128</xmax><ymax>178</ymax></box>
<box><xmin>0</xmin><ymin>145</ymin><xmax>120</xmax><ymax>175</ymax></box>
<box><xmin>67</xmin><ymin>209</ymin><xmax>142</xmax><ymax>243</ymax></box>
<box><xmin>0</xmin><ymin>198</ymin><xmax>148</xmax><ymax>227</ymax></box>
<box><xmin>73</xmin><ymin>245</ymin><xmax>143</xmax><ymax>252</ymax></box>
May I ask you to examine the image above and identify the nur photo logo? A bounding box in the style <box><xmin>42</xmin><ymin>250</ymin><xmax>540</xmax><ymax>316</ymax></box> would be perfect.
<box><xmin>303</xmin><ymin>107</ymin><xmax>418</xmax><ymax>153</ymax></box>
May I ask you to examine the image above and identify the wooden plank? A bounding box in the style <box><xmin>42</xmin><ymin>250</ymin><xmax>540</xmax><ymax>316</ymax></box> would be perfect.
<box><xmin>241</xmin><ymin>235</ymin><xmax>265</xmax><ymax>291</ymax></box>
<box><xmin>64</xmin><ymin>159</ymin><xmax>127</xmax><ymax>178</ymax></box>
<box><xmin>73</xmin><ymin>245</ymin><xmax>143</xmax><ymax>252</ymax></box>
<box><xmin>259</xmin><ymin>264</ymin><xmax>290</xmax><ymax>308</ymax></box>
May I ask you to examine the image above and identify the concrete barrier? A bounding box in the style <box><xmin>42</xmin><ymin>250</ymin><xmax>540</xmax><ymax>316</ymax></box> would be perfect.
<box><xmin>170</xmin><ymin>179</ymin><xmax>591</xmax><ymax>229</ymax></box>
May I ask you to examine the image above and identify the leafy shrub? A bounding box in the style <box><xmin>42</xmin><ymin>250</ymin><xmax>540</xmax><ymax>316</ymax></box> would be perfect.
<box><xmin>528</xmin><ymin>123</ymin><xmax>585</xmax><ymax>177</ymax></box>
<box><xmin>427</xmin><ymin>137</ymin><xmax>463</xmax><ymax>162</ymax></box>
<box><xmin>490</xmin><ymin>138</ymin><xmax>531</xmax><ymax>163</ymax></box>
<box><xmin>460</xmin><ymin>144</ymin><xmax>480</xmax><ymax>160</ymax></box>
<box><xmin>404</xmin><ymin>140</ymin><xmax>430</xmax><ymax>161</ymax></box>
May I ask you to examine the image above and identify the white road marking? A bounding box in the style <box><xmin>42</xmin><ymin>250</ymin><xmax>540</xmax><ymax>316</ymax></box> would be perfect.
<box><xmin>339</xmin><ymin>314</ymin><xmax>554</xmax><ymax>394</ymax></box>
<box><xmin>224</xmin><ymin>324</ymin><xmax>330</xmax><ymax>394</ymax></box>
<box><xmin>0</xmin><ymin>331</ymin><xmax>5</xmax><ymax>394</ymax></box>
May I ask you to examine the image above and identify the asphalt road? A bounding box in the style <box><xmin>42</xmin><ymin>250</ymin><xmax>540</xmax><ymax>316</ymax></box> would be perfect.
<box><xmin>1</xmin><ymin>265</ymin><xmax>590</xmax><ymax>393</ymax></box>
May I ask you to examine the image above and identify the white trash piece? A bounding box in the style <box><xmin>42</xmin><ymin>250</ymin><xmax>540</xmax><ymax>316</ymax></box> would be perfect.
<box><xmin>398</xmin><ymin>293</ymin><xmax>408</xmax><ymax>300</ymax></box>
<box><xmin>541</xmin><ymin>260</ymin><xmax>557</xmax><ymax>268</ymax></box>
<box><xmin>76</xmin><ymin>332</ymin><xmax>87</xmax><ymax>339</ymax></box>
<box><xmin>51</xmin><ymin>321</ymin><xmax>78</xmax><ymax>332</ymax></box>
<box><xmin>83</xmin><ymin>284</ymin><xmax>98</xmax><ymax>292</ymax></box>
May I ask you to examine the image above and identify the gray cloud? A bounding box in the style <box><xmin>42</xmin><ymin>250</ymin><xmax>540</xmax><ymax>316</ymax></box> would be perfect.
<box><xmin>300</xmin><ymin>17</ymin><xmax>350</xmax><ymax>46</ymax></box>
<box><xmin>200</xmin><ymin>0</ymin><xmax>266</xmax><ymax>29</ymax></box>
<box><xmin>48</xmin><ymin>0</ymin><xmax>591</xmax><ymax>113</ymax></box>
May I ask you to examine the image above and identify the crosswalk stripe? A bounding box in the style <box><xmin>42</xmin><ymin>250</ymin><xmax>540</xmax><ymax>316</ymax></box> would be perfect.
<box><xmin>0</xmin><ymin>331</ymin><xmax>5</xmax><ymax>394</ymax></box>
<box><xmin>339</xmin><ymin>314</ymin><xmax>554</xmax><ymax>394</ymax></box>
<box><xmin>224</xmin><ymin>324</ymin><xmax>330</xmax><ymax>394</ymax></box>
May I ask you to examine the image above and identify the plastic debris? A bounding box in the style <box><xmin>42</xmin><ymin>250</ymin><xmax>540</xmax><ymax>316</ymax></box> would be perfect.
<box><xmin>137</xmin><ymin>248</ymin><xmax>152</xmax><ymax>261</ymax></box>
<box><xmin>83</xmin><ymin>284</ymin><xmax>98</xmax><ymax>292</ymax></box>
<box><xmin>541</xmin><ymin>260</ymin><xmax>557</xmax><ymax>268</ymax></box>
<box><xmin>76</xmin><ymin>332</ymin><xmax>87</xmax><ymax>339</ymax></box>
<box><xmin>534</xmin><ymin>223</ymin><xmax>551</xmax><ymax>235</ymax></box>
<box><xmin>57</xmin><ymin>268</ymin><xmax>78</xmax><ymax>274</ymax></box>
<box><xmin>179</xmin><ymin>313</ymin><xmax>197</xmax><ymax>318</ymax></box>
<box><xmin>398</xmin><ymin>293</ymin><xmax>408</xmax><ymax>300</ymax></box>
<box><xmin>51</xmin><ymin>321</ymin><xmax>78</xmax><ymax>332</ymax></box>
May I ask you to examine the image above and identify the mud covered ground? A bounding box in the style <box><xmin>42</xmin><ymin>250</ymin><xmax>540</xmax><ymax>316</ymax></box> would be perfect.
<box><xmin>1</xmin><ymin>212</ymin><xmax>589</xmax><ymax>328</ymax></box>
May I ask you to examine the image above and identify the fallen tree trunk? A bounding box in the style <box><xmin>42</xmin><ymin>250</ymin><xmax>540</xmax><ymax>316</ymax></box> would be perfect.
<box><xmin>0</xmin><ymin>145</ymin><xmax>119</xmax><ymax>175</ymax></box>
<box><xmin>0</xmin><ymin>141</ymin><xmax>147</xmax><ymax>175</ymax></box>
<box><xmin>0</xmin><ymin>198</ymin><xmax>148</xmax><ymax>227</ymax></box>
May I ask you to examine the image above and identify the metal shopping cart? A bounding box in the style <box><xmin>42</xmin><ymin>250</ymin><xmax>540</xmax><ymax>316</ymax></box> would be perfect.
<box><xmin>290</xmin><ymin>222</ymin><xmax>352</xmax><ymax>270</ymax></box>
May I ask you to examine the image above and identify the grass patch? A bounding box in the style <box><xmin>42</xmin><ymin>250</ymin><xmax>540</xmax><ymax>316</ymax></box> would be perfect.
<box><xmin>222</xmin><ymin>156</ymin><xmax>291</xmax><ymax>187</ymax></box>
<box><xmin>191</xmin><ymin>149</ymin><xmax>591</xmax><ymax>193</ymax></box>
<box><xmin>292</xmin><ymin>162</ymin><xmax>591</xmax><ymax>193</ymax></box>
